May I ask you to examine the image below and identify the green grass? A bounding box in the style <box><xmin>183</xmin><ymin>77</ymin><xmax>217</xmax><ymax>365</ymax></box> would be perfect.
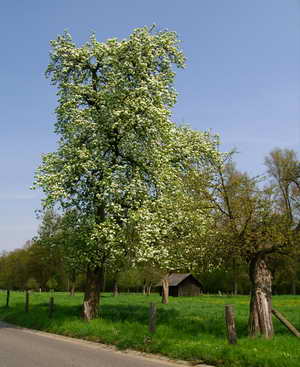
<box><xmin>1</xmin><ymin>292</ymin><xmax>300</xmax><ymax>367</ymax></box>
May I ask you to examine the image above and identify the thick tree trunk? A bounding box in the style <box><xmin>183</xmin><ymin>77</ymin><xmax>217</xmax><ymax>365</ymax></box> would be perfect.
<box><xmin>142</xmin><ymin>283</ymin><xmax>146</xmax><ymax>295</ymax></box>
<box><xmin>83</xmin><ymin>266</ymin><xmax>103</xmax><ymax>321</ymax></box>
<box><xmin>162</xmin><ymin>279</ymin><xmax>169</xmax><ymax>304</ymax></box>
<box><xmin>83</xmin><ymin>205</ymin><xmax>105</xmax><ymax>321</ymax></box>
<box><xmin>248</xmin><ymin>256</ymin><xmax>273</xmax><ymax>338</ymax></box>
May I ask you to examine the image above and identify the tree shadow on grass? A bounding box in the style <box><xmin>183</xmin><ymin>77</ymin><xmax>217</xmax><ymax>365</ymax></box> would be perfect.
<box><xmin>100</xmin><ymin>303</ymin><xmax>249</xmax><ymax>339</ymax></box>
<box><xmin>0</xmin><ymin>302</ymin><xmax>82</xmax><ymax>330</ymax></box>
<box><xmin>2</xmin><ymin>301</ymin><xmax>280</xmax><ymax>339</ymax></box>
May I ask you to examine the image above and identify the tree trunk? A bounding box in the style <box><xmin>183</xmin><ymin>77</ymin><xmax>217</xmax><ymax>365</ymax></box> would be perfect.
<box><xmin>233</xmin><ymin>258</ymin><xmax>238</xmax><ymax>295</ymax></box>
<box><xmin>113</xmin><ymin>281</ymin><xmax>118</xmax><ymax>297</ymax></box>
<box><xmin>83</xmin><ymin>266</ymin><xmax>103</xmax><ymax>321</ymax></box>
<box><xmin>162</xmin><ymin>279</ymin><xmax>169</xmax><ymax>304</ymax></box>
<box><xmin>291</xmin><ymin>279</ymin><xmax>296</xmax><ymax>295</ymax></box>
<box><xmin>142</xmin><ymin>283</ymin><xmax>146</xmax><ymax>295</ymax></box>
<box><xmin>147</xmin><ymin>284</ymin><xmax>152</xmax><ymax>296</ymax></box>
<box><xmin>233</xmin><ymin>280</ymin><xmax>238</xmax><ymax>296</ymax></box>
<box><xmin>69</xmin><ymin>269</ymin><xmax>77</xmax><ymax>296</ymax></box>
<box><xmin>83</xmin><ymin>205</ymin><xmax>106</xmax><ymax>320</ymax></box>
<box><xmin>70</xmin><ymin>282</ymin><xmax>75</xmax><ymax>296</ymax></box>
<box><xmin>248</xmin><ymin>256</ymin><xmax>273</xmax><ymax>338</ymax></box>
<box><xmin>101</xmin><ymin>266</ymin><xmax>106</xmax><ymax>292</ymax></box>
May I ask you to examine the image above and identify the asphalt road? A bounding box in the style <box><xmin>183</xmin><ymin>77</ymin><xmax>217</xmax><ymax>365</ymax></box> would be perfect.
<box><xmin>0</xmin><ymin>321</ymin><xmax>210</xmax><ymax>367</ymax></box>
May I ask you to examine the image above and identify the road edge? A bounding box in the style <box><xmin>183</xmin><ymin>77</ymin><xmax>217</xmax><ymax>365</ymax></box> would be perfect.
<box><xmin>0</xmin><ymin>321</ymin><xmax>213</xmax><ymax>367</ymax></box>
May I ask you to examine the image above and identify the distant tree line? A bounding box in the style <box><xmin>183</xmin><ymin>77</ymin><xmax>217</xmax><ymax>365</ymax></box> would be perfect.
<box><xmin>0</xmin><ymin>240</ymin><xmax>163</xmax><ymax>294</ymax></box>
<box><xmin>1</xmin><ymin>241</ymin><xmax>299</xmax><ymax>296</ymax></box>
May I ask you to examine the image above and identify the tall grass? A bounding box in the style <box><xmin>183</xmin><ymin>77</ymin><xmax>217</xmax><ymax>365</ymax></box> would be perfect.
<box><xmin>1</xmin><ymin>291</ymin><xmax>300</xmax><ymax>367</ymax></box>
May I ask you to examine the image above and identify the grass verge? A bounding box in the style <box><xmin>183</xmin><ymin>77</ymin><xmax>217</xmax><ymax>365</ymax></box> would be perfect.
<box><xmin>1</xmin><ymin>292</ymin><xmax>300</xmax><ymax>367</ymax></box>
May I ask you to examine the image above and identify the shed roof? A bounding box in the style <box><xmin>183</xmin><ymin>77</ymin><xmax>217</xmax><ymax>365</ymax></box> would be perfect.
<box><xmin>167</xmin><ymin>273</ymin><xmax>191</xmax><ymax>286</ymax></box>
<box><xmin>157</xmin><ymin>273</ymin><xmax>200</xmax><ymax>287</ymax></box>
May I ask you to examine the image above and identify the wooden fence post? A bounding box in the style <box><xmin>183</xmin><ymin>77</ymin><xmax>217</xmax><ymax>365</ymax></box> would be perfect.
<box><xmin>25</xmin><ymin>290</ymin><xmax>29</xmax><ymax>312</ymax></box>
<box><xmin>49</xmin><ymin>296</ymin><xmax>54</xmax><ymax>318</ymax></box>
<box><xmin>225</xmin><ymin>304</ymin><xmax>237</xmax><ymax>344</ymax></box>
<box><xmin>149</xmin><ymin>302</ymin><xmax>157</xmax><ymax>333</ymax></box>
<box><xmin>272</xmin><ymin>309</ymin><xmax>300</xmax><ymax>338</ymax></box>
<box><xmin>6</xmin><ymin>290</ymin><xmax>10</xmax><ymax>308</ymax></box>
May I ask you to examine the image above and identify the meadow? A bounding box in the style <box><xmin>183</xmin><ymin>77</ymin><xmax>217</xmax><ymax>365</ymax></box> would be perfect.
<box><xmin>1</xmin><ymin>291</ymin><xmax>300</xmax><ymax>367</ymax></box>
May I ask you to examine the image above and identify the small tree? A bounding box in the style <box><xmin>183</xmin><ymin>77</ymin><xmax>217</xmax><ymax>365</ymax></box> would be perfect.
<box><xmin>118</xmin><ymin>268</ymin><xmax>143</xmax><ymax>292</ymax></box>
<box><xmin>46</xmin><ymin>278</ymin><xmax>58</xmax><ymax>292</ymax></box>
<box><xmin>265</xmin><ymin>148</ymin><xmax>300</xmax><ymax>225</ymax></box>
<box><xmin>26</xmin><ymin>277</ymin><xmax>39</xmax><ymax>291</ymax></box>
<box><xmin>204</xmin><ymin>158</ymin><xmax>296</xmax><ymax>338</ymax></box>
<box><xmin>140</xmin><ymin>264</ymin><xmax>163</xmax><ymax>295</ymax></box>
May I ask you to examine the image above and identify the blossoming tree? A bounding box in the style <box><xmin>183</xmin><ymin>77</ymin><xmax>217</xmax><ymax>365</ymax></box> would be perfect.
<box><xmin>34</xmin><ymin>27</ymin><xmax>220</xmax><ymax>320</ymax></box>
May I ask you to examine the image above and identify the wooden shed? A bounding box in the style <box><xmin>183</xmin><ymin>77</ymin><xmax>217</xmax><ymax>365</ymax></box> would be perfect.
<box><xmin>158</xmin><ymin>273</ymin><xmax>203</xmax><ymax>297</ymax></box>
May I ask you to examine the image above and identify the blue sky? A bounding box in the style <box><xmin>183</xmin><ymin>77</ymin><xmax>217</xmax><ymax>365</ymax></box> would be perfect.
<box><xmin>1</xmin><ymin>1</ymin><xmax>299</xmax><ymax>251</ymax></box>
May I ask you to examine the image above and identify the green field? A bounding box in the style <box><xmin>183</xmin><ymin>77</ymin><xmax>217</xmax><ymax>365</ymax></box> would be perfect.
<box><xmin>1</xmin><ymin>292</ymin><xmax>300</xmax><ymax>367</ymax></box>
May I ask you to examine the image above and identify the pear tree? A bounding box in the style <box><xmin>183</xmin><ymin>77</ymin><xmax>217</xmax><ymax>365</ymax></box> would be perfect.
<box><xmin>34</xmin><ymin>27</ymin><xmax>220</xmax><ymax>320</ymax></box>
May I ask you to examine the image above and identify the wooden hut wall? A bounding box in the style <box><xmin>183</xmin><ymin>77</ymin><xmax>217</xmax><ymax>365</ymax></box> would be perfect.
<box><xmin>169</xmin><ymin>286</ymin><xmax>178</xmax><ymax>297</ymax></box>
<box><xmin>178</xmin><ymin>276</ymin><xmax>202</xmax><ymax>296</ymax></box>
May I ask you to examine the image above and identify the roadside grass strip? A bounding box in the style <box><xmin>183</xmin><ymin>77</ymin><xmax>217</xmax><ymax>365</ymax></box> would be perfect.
<box><xmin>1</xmin><ymin>292</ymin><xmax>300</xmax><ymax>367</ymax></box>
